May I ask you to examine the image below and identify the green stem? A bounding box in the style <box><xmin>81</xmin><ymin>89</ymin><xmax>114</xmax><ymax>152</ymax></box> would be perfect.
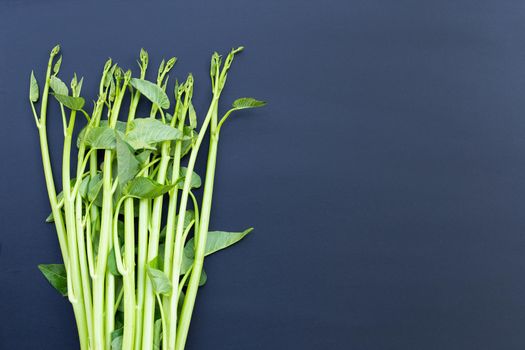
<box><xmin>175</xmin><ymin>119</ymin><xmax>219</xmax><ymax>350</ymax></box>
<box><xmin>162</xmin><ymin>141</ymin><xmax>180</xmax><ymax>314</ymax></box>
<box><xmin>37</xmin><ymin>49</ymin><xmax>69</xmax><ymax>265</ymax></box>
<box><xmin>105</xmin><ymin>266</ymin><xmax>115</xmax><ymax>348</ymax></box>
<box><xmin>62</xmin><ymin>110</ymin><xmax>90</xmax><ymax>350</ymax></box>
<box><xmin>121</xmin><ymin>86</ymin><xmax>141</xmax><ymax>350</ymax></box>
<box><xmin>141</xmin><ymin>141</ymin><xmax>171</xmax><ymax>350</ymax></box>
<box><xmin>134</xmin><ymin>198</ymin><xmax>150</xmax><ymax>350</ymax></box>
<box><xmin>156</xmin><ymin>294</ymin><xmax>168</xmax><ymax>350</ymax></box>
<box><xmin>75</xmin><ymin>143</ymin><xmax>94</xmax><ymax>345</ymax></box>
<box><xmin>162</xmin><ymin>100</ymin><xmax>187</xmax><ymax>312</ymax></box>
<box><xmin>122</xmin><ymin>197</ymin><xmax>136</xmax><ymax>349</ymax></box>
<box><xmin>135</xmin><ymin>104</ymin><xmax>159</xmax><ymax>350</ymax></box>
<box><xmin>93</xmin><ymin>81</ymin><xmax>126</xmax><ymax>350</ymax></box>
<box><xmin>168</xmin><ymin>97</ymin><xmax>217</xmax><ymax>350</ymax></box>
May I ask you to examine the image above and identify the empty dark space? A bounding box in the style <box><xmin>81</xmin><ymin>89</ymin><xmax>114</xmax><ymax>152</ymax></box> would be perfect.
<box><xmin>1</xmin><ymin>1</ymin><xmax>525</xmax><ymax>349</ymax></box>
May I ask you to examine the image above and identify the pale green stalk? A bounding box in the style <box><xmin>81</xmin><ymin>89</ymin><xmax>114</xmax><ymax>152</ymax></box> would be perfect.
<box><xmin>35</xmin><ymin>46</ymin><xmax>88</xmax><ymax>349</ymax></box>
<box><xmin>134</xmin><ymin>197</ymin><xmax>150</xmax><ymax>350</ymax></box>
<box><xmin>137</xmin><ymin>65</ymin><xmax>171</xmax><ymax>350</ymax></box>
<box><xmin>141</xmin><ymin>140</ymin><xmax>171</xmax><ymax>350</ymax></box>
<box><xmin>93</xmin><ymin>72</ymin><xmax>129</xmax><ymax>350</ymax></box>
<box><xmin>134</xmin><ymin>105</ymin><xmax>159</xmax><ymax>350</ymax></box>
<box><xmin>62</xmin><ymin>108</ymin><xmax>90</xmax><ymax>350</ymax></box>
<box><xmin>174</xmin><ymin>103</ymin><xmax>218</xmax><ymax>350</ymax></box>
<box><xmin>163</xmin><ymin>80</ymin><xmax>191</xmax><ymax>315</ymax></box>
<box><xmin>75</xmin><ymin>143</ymin><xmax>93</xmax><ymax>345</ymax></box>
<box><xmin>162</xmin><ymin>106</ymin><xmax>183</xmax><ymax>319</ymax></box>
<box><xmin>35</xmin><ymin>46</ymin><xmax>69</xmax><ymax>265</ymax></box>
<box><xmin>121</xmin><ymin>63</ymin><xmax>145</xmax><ymax>350</ymax></box>
<box><xmin>175</xmin><ymin>48</ymin><xmax>242</xmax><ymax>350</ymax></box>
<box><xmin>106</xmin><ymin>74</ymin><xmax>130</xmax><ymax>348</ymax></box>
<box><xmin>169</xmin><ymin>96</ymin><xmax>217</xmax><ymax>350</ymax></box>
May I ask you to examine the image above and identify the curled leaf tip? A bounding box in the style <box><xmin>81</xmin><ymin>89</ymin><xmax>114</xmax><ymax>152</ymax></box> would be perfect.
<box><xmin>114</xmin><ymin>67</ymin><xmax>122</xmax><ymax>79</ymax></box>
<box><xmin>51</xmin><ymin>44</ymin><xmax>60</xmax><ymax>56</ymax></box>
<box><xmin>234</xmin><ymin>46</ymin><xmax>244</xmax><ymax>53</ymax></box>
<box><xmin>140</xmin><ymin>48</ymin><xmax>148</xmax><ymax>61</ymax></box>
<box><xmin>104</xmin><ymin>58</ymin><xmax>113</xmax><ymax>71</ymax></box>
<box><xmin>71</xmin><ymin>74</ymin><xmax>77</xmax><ymax>89</ymax></box>
<box><xmin>165</xmin><ymin>57</ymin><xmax>177</xmax><ymax>71</ymax></box>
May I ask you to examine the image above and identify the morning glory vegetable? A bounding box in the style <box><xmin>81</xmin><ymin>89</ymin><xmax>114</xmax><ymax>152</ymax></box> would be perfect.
<box><xmin>30</xmin><ymin>45</ymin><xmax>265</xmax><ymax>350</ymax></box>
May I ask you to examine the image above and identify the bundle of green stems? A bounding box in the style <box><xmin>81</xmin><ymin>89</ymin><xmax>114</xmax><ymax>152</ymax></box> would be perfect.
<box><xmin>30</xmin><ymin>45</ymin><xmax>264</xmax><ymax>350</ymax></box>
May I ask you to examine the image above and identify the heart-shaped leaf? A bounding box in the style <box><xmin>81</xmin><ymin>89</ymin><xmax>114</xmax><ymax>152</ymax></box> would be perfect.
<box><xmin>126</xmin><ymin>118</ymin><xmax>183</xmax><ymax>150</ymax></box>
<box><xmin>49</xmin><ymin>76</ymin><xmax>68</xmax><ymax>95</ymax></box>
<box><xmin>29</xmin><ymin>71</ymin><xmax>39</xmax><ymax>102</ymax></box>
<box><xmin>147</xmin><ymin>264</ymin><xmax>172</xmax><ymax>295</ymax></box>
<box><xmin>232</xmin><ymin>97</ymin><xmax>266</xmax><ymax>110</ymax></box>
<box><xmin>130</xmin><ymin>78</ymin><xmax>170</xmax><ymax>109</ymax></box>
<box><xmin>38</xmin><ymin>264</ymin><xmax>67</xmax><ymax>296</ymax></box>
<box><xmin>124</xmin><ymin>177</ymin><xmax>175</xmax><ymax>199</ymax></box>
<box><xmin>180</xmin><ymin>228</ymin><xmax>253</xmax><ymax>274</ymax></box>
<box><xmin>53</xmin><ymin>94</ymin><xmax>85</xmax><ymax>110</ymax></box>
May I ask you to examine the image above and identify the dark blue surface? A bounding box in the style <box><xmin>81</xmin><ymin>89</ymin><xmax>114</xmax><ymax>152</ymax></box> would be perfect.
<box><xmin>2</xmin><ymin>0</ymin><xmax>525</xmax><ymax>349</ymax></box>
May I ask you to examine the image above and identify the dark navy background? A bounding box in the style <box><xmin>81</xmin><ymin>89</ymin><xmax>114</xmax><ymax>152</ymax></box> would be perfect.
<box><xmin>2</xmin><ymin>0</ymin><xmax>525</xmax><ymax>349</ymax></box>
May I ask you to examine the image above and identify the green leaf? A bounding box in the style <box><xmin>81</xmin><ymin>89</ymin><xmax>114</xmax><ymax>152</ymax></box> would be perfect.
<box><xmin>158</xmin><ymin>60</ymin><xmax>165</xmax><ymax>79</ymax></box>
<box><xmin>126</xmin><ymin>118</ymin><xmax>184</xmax><ymax>150</ymax></box>
<box><xmin>148</xmin><ymin>255</ymin><xmax>160</xmax><ymax>269</ymax></box>
<box><xmin>115</xmin><ymin>308</ymin><xmax>124</xmax><ymax>327</ymax></box>
<box><xmin>51</xmin><ymin>44</ymin><xmax>61</xmax><ymax>56</ymax></box>
<box><xmin>38</xmin><ymin>264</ymin><xmax>67</xmax><ymax>296</ymax></box>
<box><xmin>176</xmin><ymin>167</ymin><xmax>201</xmax><ymax>189</ymax></box>
<box><xmin>73</xmin><ymin>76</ymin><xmax>84</xmax><ymax>95</ymax></box>
<box><xmin>53</xmin><ymin>94</ymin><xmax>85</xmax><ymax>110</ymax></box>
<box><xmin>232</xmin><ymin>97</ymin><xmax>266</xmax><ymax>110</ymax></box>
<box><xmin>188</xmin><ymin>102</ymin><xmax>197</xmax><ymax>129</ymax></box>
<box><xmin>77</xmin><ymin>121</ymin><xmax>126</xmax><ymax>148</ymax></box>
<box><xmin>156</xmin><ymin>244</ymin><xmax>165</xmax><ymax>269</ymax></box>
<box><xmin>184</xmin><ymin>269</ymin><xmax>207</xmax><ymax>287</ymax></box>
<box><xmin>181</xmin><ymin>127</ymin><xmax>196</xmax><ymax>157</ymax></box>
<box><xmin>109</xmin><ymin>78</ymin><xmax>116</xmax><ymax>101</ymax></box>
<box><xmin>153</xmin><ymin>319</ymin><xmax>162</xmax><ymax>350</ymax></box>
<box><xmin>147</xmin><ymin>264</ymin><xmax>172</xmax><ymax>295</ymax></box>
<box><xmin>201</xmin><ymin>228</ymin><xmax>254</xmax><ymax>256</ymax></box>
<box><xmin>45</xmin><ymin>211</ymin><xmax>55</xmax><ymax>223</ymax></box>
<box><xmin>136</xmin><ymin>150</ymin><xmax>153</xmax><ymax>165</ymax></box>
<box><xmin>160</xmin><ymin>211</ymin><xmax>194</xmax><ymax>239</ymax></box>
<box><xmin>111</xmin><ymin>335</ymin><xmax>122</xmax><ymax>350</ymax></box>
<box><xmin>140</xmin><ymin>49</ymin><xmax>148</xmax><ymax>67</ymax></box>
<box><xmin>84</xmin><ymin>126</ymin><xmax>116</xmax><ymax>149</ymax></box>
<box><xmin>108</xmin><ymin>248</ymin><xmax>121</xmax><ymax>276</ymax></box>
<box><xmin>30</xmin><ymin>71</ymin><xmax>39</xmax><ymax>102</ymax></box>
<box><xmin>199</xmin><ymin>269</ymin><xmax>207</xmax><ymax>286</ymax></box>
<box><xmin>130</xmin><ymin>78</ymin><xmax>170</xmax><ymax>109</ymax></box>
<box><xmin>116</xmin><ymin>133</ymin><xmax>140</xmax><ymax>188</ymax></box>
<box><xmin>177</xmin><ymin>290</ymin><xmax>185</xmax><ymax>318</ymax></box>
<box><xmin>53</xmin><ymin>55</ymin><xmax>62</xmax><ymax>75</ymax></box>
<box><xmin>49</xmin><ymin>76</ymin><xmax>68</xmax><ymax>95</ymax></box>
<box><xmin>79</xmin><ymin>176</ymin><xmax>90</xmax><ymax>199</ymax></box>
<box><xmin>165</xmin><ymin>57</ymin><xmax>177</xmax><ymax>73</ymax></box>
<box><xmin>124</xmin><ymin>177</ymin><xmax>175</xmax><ymax>199</ymax></box>
<box><xmin>180</xmin><ymin>249</ymin><xmax>193</xmax><ymax>274</ymax></box>
<box><xmin>180</xmin><ymin>228</ymin><xmax>253</xmax><ymax>274</ymax></box>
<box><xmin>111</xmin><ymin>327</ymin><xmax>123</xmax><ymax>342</ymax></box>
<box><xmin>88</xmin><ymin>173</ymin><xmax>103</xmax><ymax>202</ymax></box>
<box><xmin>45</xmin><ymin>191</ymin><xmax>64</xmax><ymax>223</ymax></box>
<box><xmin>171</xmin><ymin>127</ymin><xmax>196</xmax><ymax>158</ymax></box>
<box><xmin>181</xmin><ymin>167</ymin><xmax>201</xmax><ymax>188</ymax></box>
